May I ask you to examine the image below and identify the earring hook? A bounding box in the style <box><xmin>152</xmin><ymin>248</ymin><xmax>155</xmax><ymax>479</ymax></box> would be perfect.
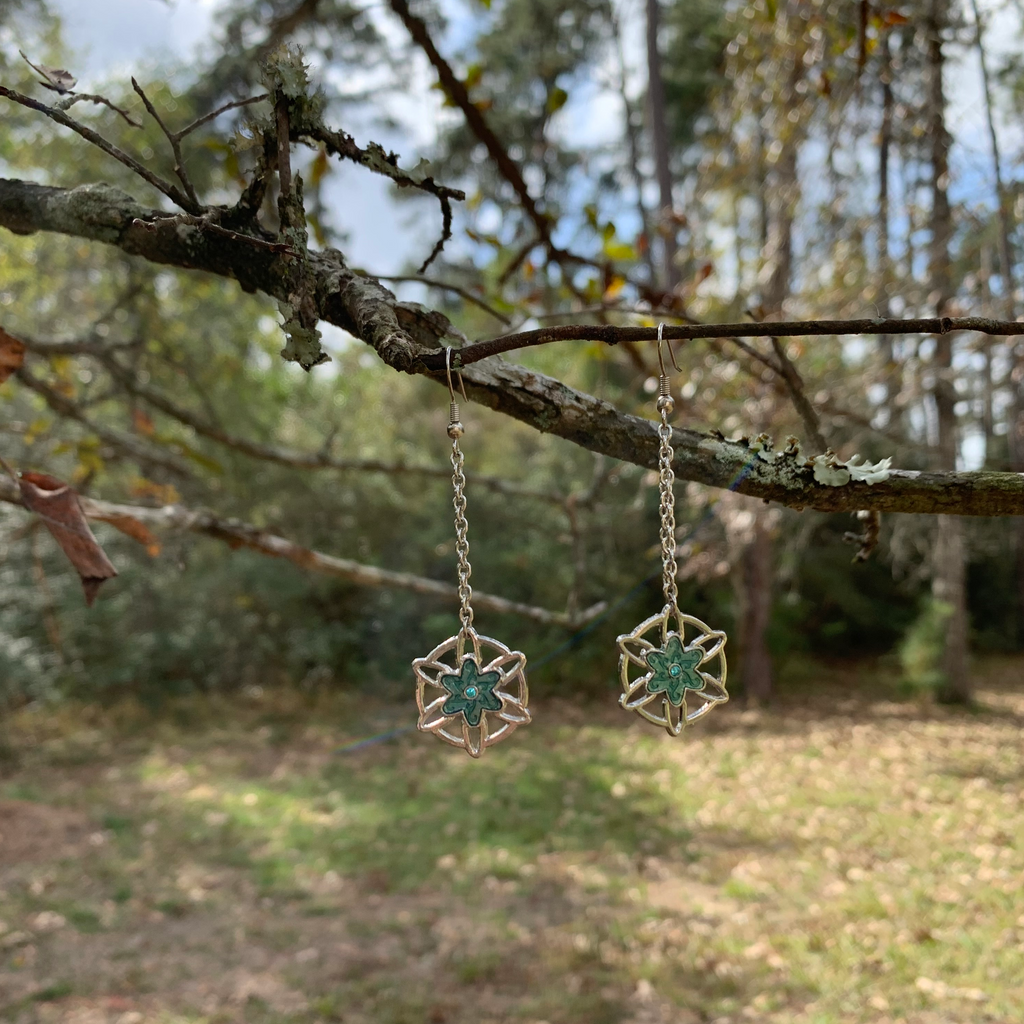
<box><xmin>445</xmin><ymin>347</ymin><xmax>467</xmax><ymax>404</ymax></box>
<box><xmin>656</xmin><ymin>323</ymin><xmax>681</xmax><ymax>376</ymax></box>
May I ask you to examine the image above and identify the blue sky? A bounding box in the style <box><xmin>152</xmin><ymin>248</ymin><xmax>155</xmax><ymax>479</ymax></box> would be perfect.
<box><xmin>49</xmin><ymin>0</ymin><xmax>438</xmax><ymax>275</ymax></box>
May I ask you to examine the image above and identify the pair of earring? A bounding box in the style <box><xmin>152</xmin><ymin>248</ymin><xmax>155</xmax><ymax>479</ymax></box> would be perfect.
<box><xmin>412</xmin><ymin>331</ymin><xmax>728</xmax><ymax>758</ymax></box>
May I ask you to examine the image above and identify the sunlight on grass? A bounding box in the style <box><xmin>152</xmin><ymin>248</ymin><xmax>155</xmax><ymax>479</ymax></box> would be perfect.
<box><xmin>1</xmin><ymin>659</ymin><xmax>1023</xmax><ymax>1022</ymax></box>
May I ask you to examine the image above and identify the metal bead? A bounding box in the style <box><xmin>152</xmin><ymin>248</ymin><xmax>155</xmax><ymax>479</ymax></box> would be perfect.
<box><xmin>447</xmin><ymin>421</ymin><xmax>465</xmax><ymax>439</ymax></box>
<box><xmin>656</xmin><ymin>395</ymin><xmax>675</xmax><ymax>415</ymax></box>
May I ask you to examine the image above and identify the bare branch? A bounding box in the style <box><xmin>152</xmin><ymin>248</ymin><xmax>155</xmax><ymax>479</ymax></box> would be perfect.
<box><xmin>0</xmin><ymin>86</ymin><xmax>200</xmax><ymax>213</ymax></box>
<box><xmin>0</xmin><ymin>476</ymin><xmax>599</xmax><ymax>627</ymax></box>
<box><xmin>4</xmin><ymin>176</ymin><xmax>1024</xmax><ymax>516</ymax></box>
<box><xmin>131</xmin><ymin>78</ymin><xmax>199</xmax><ymax>206</ymax></box>
<box><xmin>55</xmin><ymin>92</ymin><xmax>142</xmax><ymax>127</ymax></box>
<box><xmin>370</xmin><ymin>273</ymin><xmax>510</xmax><ymax>325</ymax></box>
<box><xmin>15</xmin><ymin>366</ymin><xmax>192</xmax><ymax>477</ymax></box>
<box><xmin>17</xmin><ymin>330</ymin><xmax>565</xmax><ymax>503</ymax></box>
<box><xmin>426</xmin><ymin>316</ymin><xmax>1024</xmax><ymax>371</ymax></box>
<box><xmin>769</xmin><ymin>337</ymin><xmax>829</xmax><ymax>452</ymax></box>
<box><xmin>301</xmin><ymin>124</ymin><xmax>463</xmax><ymax>272</ymax></box>
<box><xmin>176</xmin><ymin>93</ymin><xmax>269</xmax><ymax>139</ymax></box>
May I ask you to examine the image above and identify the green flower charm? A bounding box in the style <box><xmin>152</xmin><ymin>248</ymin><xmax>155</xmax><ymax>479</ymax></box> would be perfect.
<box><xmin>440</xmin><ymin>657</ymin><xmax>503</xmax><ymax>727</ymax></box>
<box><xmin>644</xmin><ymin>635</ymin><xmax>705</xmax><ymax>706</ymax></box>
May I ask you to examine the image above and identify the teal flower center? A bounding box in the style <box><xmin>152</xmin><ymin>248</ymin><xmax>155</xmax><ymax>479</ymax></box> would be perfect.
<box><xmin>644</xmin><ymin>635</ymin><xmax>705</xmax><ymax>706</ymax></box>
<box><xmin>439</xmin><ymin>657</ymin><xmax>503</xmax><ymax>727</ymax></box>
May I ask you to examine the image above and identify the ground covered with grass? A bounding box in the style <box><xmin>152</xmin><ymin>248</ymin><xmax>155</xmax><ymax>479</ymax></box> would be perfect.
<box><xmin>1</xmin><ymin>658</ymin><xmax>1023</xmax><ymax>1023</ymax></box>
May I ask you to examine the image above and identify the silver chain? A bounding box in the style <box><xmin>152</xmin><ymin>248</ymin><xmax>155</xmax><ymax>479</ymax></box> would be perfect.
<box><xmin>655</xmin><ymin>324</ymin><xmax>678</xmax><ymax>608</ymax></box>
<box><xmin>657</xmin><ymin>406</ymin><xmax>678</xmax><ymax>608</ymax></box>
<box><xmin>451</xmin><ymin>435</ymin><xmax>474</xmax><ymax>631</ymax></box>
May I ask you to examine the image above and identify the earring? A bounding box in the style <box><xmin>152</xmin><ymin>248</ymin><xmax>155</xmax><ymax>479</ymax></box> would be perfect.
<box><xmin>616</xmin><ymin>324</ymin><xmax>728</xmax><ymax>736</ymax></box>
<box><xmin>412</xmin><ymin>349</ymin><xmax>532</xmax><ymax>757</ymax></box>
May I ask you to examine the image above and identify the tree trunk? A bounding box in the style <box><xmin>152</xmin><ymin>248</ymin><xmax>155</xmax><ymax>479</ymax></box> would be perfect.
<box><xmin>612</xmin><ymin>9</ymin><xmax>657</xmax><ymax>284</ymax></box>
<box><xmin>645</xmin><ymin>0</ymin><xmax>680</xmax><ymax>295</ymax></box>
<box><xmin>740</xmin><ymin>515</ymin><xmax>773</xmax><ymax>703</ymax></box>
<box><xmin>1011</xmin><ymin>346</ymin><xmax>1024</xmax><ymax>643</ymax></box>
<box><xmin>731</xmin><ymin>85</ymin><xmax>801</xmax><ymax>702</ymax></box>
<box><xmin>877</xmin><ymin>29</ymin><xmax>898</xmax><ymax>423</ymax></box>
<box><xmin>970</xmin><ymin>0</ymin><xmax>1024</xmax><ymax>642</ymax></box>
<box><xmin>927</xmin><ymin>0</ymin><xmax>971</xmax><ymax>702</ymax></box>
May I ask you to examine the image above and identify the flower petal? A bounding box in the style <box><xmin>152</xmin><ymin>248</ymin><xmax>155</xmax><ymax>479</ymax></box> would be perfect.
<box><xmin>645</xmin><ymin>649</ymin><xmax>670</xmax><ymax>673</ymax></box>
<box><xmin>479</xmin><ymin>688</ymin><xmax>503</xmax><ymax>714</ymax></box>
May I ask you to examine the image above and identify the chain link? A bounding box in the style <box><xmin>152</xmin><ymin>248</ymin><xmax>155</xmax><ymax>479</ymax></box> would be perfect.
<box><xmin>657</xmin><ymin>409</ymin><xmax>678</xmax><ymax>608</ymax></box>
<box><xmin>451</xmin><ymin>437</ymin><xmax>474</xmax><ymax>631</ymax></box>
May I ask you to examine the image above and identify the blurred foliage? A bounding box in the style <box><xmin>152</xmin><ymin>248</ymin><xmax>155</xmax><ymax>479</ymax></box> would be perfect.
<box><xmin>0</xmin><ymin>0</ymin><xmax>1022</xmax><ymax>712</ymax></box>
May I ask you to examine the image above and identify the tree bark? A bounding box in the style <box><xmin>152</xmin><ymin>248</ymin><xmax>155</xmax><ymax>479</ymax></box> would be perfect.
<box><xmin>878</xmin><ymin>28</ymin><xmax>898</xmax><ymax>424</ymax></box>
<box><xmin>3</xmin><ymin>178</ymin><xmax>1024</xmax><ymax>516</ymax></box>
<box><xmin>970</xmin><ymin>0</ymin><xmax>1024</xmax><ymax>642</ymax></box>
<box><xmin>927</xmin><ymin>0</ymin><xmax>970</xmax><ymax>703</ymax></box>
<box><xmin>739</xmin><ymin>515</ymin><xmax>774</xmax><ymax>703</ymax></box>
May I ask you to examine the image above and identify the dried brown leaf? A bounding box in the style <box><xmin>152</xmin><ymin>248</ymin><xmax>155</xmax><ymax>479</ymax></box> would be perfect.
<box><xmin>20</xmin><ymin>51</ymin><xmax>77</xmax><ymax>93</ymax></box>
<box><xmin>0</xmin><ymin>327</ymin><xmax>26</xmax><ymax>384</ymax></box>
<box><xmin>18</xmin><ymin>472</ymin><xmax>117</xmax><ymax>605</ymax></box>
<box><xmin>101</xmin><ymin>513</ymin><xmax>161</xmax><ymax>557</ymax></box>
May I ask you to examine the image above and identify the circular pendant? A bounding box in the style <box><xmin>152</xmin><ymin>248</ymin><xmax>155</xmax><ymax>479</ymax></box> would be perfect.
<box><xmin>413</xmin><ymin>626</ymin><xmax>531</xmax><ymax>757</ymax></box>
<box><xmin>616</xmin><ymin>604</ymin><xmax>728</xmax><ymax>736</ymax></box>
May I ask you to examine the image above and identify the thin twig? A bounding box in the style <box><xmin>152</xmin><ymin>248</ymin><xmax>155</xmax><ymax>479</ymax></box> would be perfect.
<box><xmin>417</xmin><ymin>193</ymin><xmax>452</xmax><ymax>273</ymax></box>
<box><xmin>19</xmin><ymin>333</ymin><xmax>566</xmax><ymax>503</ymax></box>
<box><xmin>15</xmin><ymin>366</ymin><xmax>192</xmax><ymax>477</ymax></box>
<box><xmin>421</xmin><ymin>315</ymin><xmax>1024</xmax><ymax>371</ymax></box>
<box><xmin>369</xmin><ymin>273</ymin><xmax>510</xmax><ymax>325</ymax></box>
<box><xmin>0</xmin><ymin>477</ymin><xmax>593</xmax><ymax>626</ymax></box>
<box><xmin>131</xmin><ymin>78</ymin><xmax>199</xmax><ymax>206</ymax></box>
<box><xmin>770</xmin><ymin>337</ymin><xmax>829</xmax><ymax>452</ymax></box>
<box><xmin>0</xmin><ymin>85</ymin><xmax>199</xmax><ymax>212</ymax></box>
<box><xmin>56</xmin><ymin>92</ymin><xmax>142</xmax><ymax>127</ymax></box>
<box><xmin>130</xmin><ymin>214</ymin><xmax>299</xmax><ymax>255</ymax></box>
<box><xmin>176</xmin><ymin>93</ymin><xmax>269</xmax><ymax>139</ymax></box>
<box><xmin>300</xmin><ymin>124</ymin><xmax>463</xmax><ymax>271</ymax></box>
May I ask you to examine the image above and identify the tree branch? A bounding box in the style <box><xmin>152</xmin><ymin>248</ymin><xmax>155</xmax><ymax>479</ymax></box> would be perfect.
<box><xmin>131</xmin><ymin>78</ymin><xmax>200</xmax><ymax>207</ymax></box>
<box><xmin>769</xmin><ymin>337</ymin><xmax>829</xmax><ymax>452</ymax></box>
<box><xmin>3</xmin><ymin>176</ymin><xmax>1023</xmax><ymax>516</ymax></box>
<box><xmin>15</xmin><ymin>365</ymin><xmax>192</xmax><ymax>477</ymax></box>
<box><xmin>426</xmin><ymin>316</ymin><xmax>1024</xmax><ymax>371</ymax></box>
<box><xmin>22</xmin><ymin>333</ymin><xmax>566</xmax><ymax>503</ymax></box>
<box><xmin>368</xmin><ymin>273</ymin><xmax>510</xmax><ymax>325</ymax></box>
<box><xmin>303</xmin><ymin>125</ymin><xmax>464</xmax><ymax>272</ymax></box>
<box><xmin>0</xmin><ymin>476</ymin><xmax>596</xmax><ymax>626</ymax></box>
<box><xmin>0</xmin><ymin>87</ymin><xmax>201</xmax><ymax>213</ymax></box>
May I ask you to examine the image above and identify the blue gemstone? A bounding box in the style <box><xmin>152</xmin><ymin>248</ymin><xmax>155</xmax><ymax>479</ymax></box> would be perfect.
<box><xmin>669</xmin><ymin>665</ymin><xmax>681</xmax><ymax>677</ymax></box>
<box><xmin>465</xmin><ymin>685</ymin><xmax>478</xmax><ymax>698</ymax></box>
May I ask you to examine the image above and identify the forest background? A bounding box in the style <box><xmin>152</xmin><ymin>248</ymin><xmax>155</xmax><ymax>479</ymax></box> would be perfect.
<box><xmin>1</xmin><ymin>0</ymin><xmax>1024</xmax><ymax>709</ymax></box>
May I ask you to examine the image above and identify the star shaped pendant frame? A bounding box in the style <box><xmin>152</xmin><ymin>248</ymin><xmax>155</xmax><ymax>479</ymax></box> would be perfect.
<box><xmin>413</xmin><ymin>626</ymin><xmax>531</xmax><ymax>757</ymax></box>
<box><xmin>616</xmin><ymin>603</ymin><xmax>728</xmax><ymax>736</ymax></box>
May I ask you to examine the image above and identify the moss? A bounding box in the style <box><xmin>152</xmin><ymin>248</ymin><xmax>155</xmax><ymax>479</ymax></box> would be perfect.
<box><xmin>45</xmin><ymin>182</ymin><xmax>144</xmax><ymax>244</ymax></box>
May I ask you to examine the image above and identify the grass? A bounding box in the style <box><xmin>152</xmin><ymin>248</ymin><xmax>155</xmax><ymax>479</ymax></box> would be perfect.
<box><xmin>1</xmin><ymin>656</ymin><xmax>1023</xmax><ymax>1022</ymax></box>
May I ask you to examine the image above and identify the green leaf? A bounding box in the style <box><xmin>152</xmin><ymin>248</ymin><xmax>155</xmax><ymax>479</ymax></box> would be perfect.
<box><xmin>603</xmin><ymin>241</ymin><xmax>637</xmax><ymax>261</ymax></box>
<box><xmin>546</xmin><ymin>86</ymin><xmax>568</xmax><ymax>114</ymax></box>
